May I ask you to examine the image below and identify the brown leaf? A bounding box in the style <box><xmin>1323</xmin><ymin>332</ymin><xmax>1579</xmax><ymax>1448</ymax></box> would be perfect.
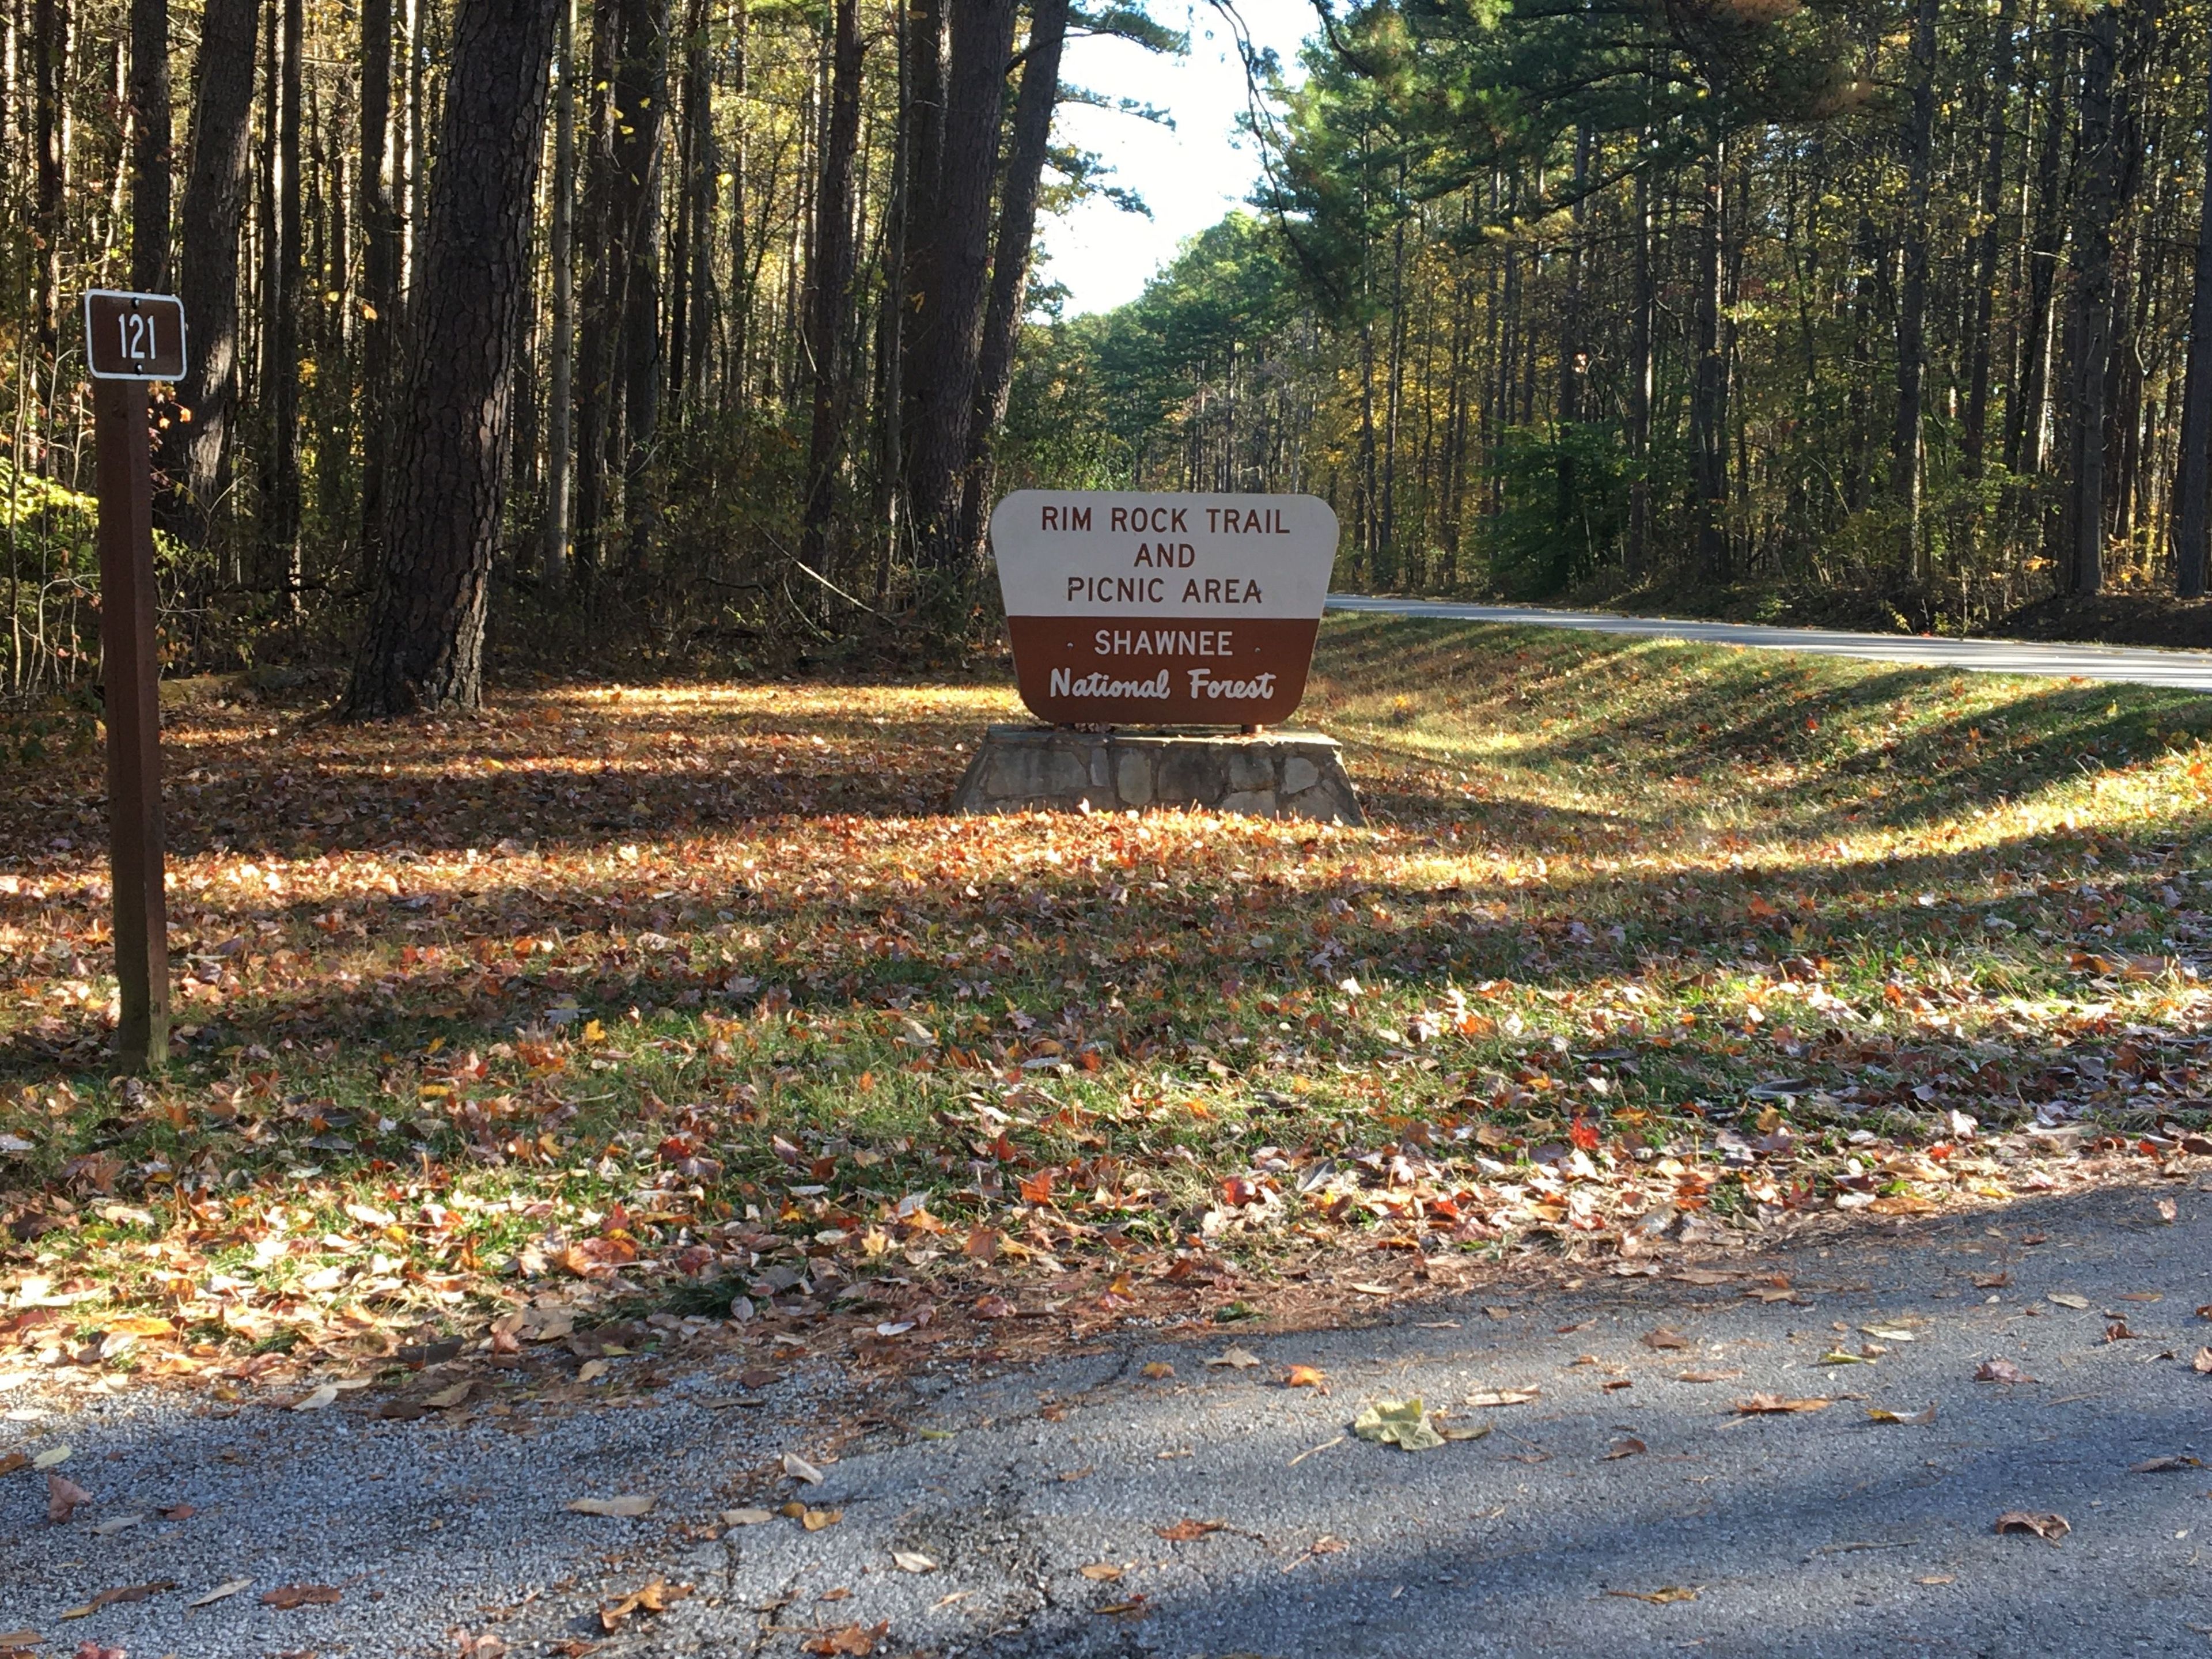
<box><xmin>2194</xmin><ymin>1347</ymin><xmax>2212</xmax><ymax>1374</ymax></box>
<box><xmin>1154</xmin><ymin>1518</ymin><xmax>1225</xmax><ymax>1542</ymax></box>
<box><xmin>802</xmin><ymin>1622</ymin><xmax>888</xmax><ymax>1657</ymax></box>
<box><xmin>1139</xmin><ymin>1361</ymin><xmax>1175</xmax><ymax>1380</ymax></box>
<box><xmin>260</xmin><ymin>1584</ymin><xmax>343</xmax><ymax>1609</ymax></box>
<box><xmin>569</xmin><ymin>1495</ymin><xmax>656</xmax><ymax>1517</ymax></box>
<box><xmin>598</xmin><ymin>1578</ymin><xmax>692</xmax><ymax>1630</ymax></box>
<box><xmin>1733</xmin><ymin>1394</ymin><xmax>1831</xmax><ymax>1414</ymax></box>
<box><xmin>0</xmin><ymin>1452</ymin><xmax>25</xmax><ymax>1477</ymax></box>
<box><xmin>1078</xmin><ymin>1563</ymin><xmax>1123</xmax><ymax>1581</ymax></box>
<box><xmin>2104</xmin><ymin>1320</ymin><xmax>2136</xmax><ymax>1343</ymax></box>
<box><xmin>1867</xmin><ymin>1404</ymin><xmax>1938</xmax><ymax>1426</ymax></box>
<box><xmin>1993</xmin><ymin>1510</ymin><xmax>2069</xmax><ymax>1544</ymax></box>
<box><xmin>1641</xmin><ymin>1327</ymin><xmax>1691</xmax><ymax>1350</ymax></box>
<box><xmin>1673</xmin><ymin>1369</ymin><xmax>1743</xmax><ymax>1383</ymax></box>
<box><xmin>971</xmin><ymin>1294</ymin><xmax>1015</xmax><ymax>1320</ymax></box>
<box><xmin>1605</xmin><ymin>1586</ymin><xmax>1699</xmax><ymax>1604</ymax></box>
<box><xmin>1971</xmin><ymin>1271</ymin><xmax>2011</xmax><ymax>1289</ymax></box>
<box><xmin>46</xmin><ymin>1472</ymin><xmax>92</xmax><ymax>1524</ymax></box>
<box><xmin>2130</xmin><ymin>1455</ymin><xmax>2203</xmax><ymax>1473</ymax></box>
<box><xmin>1285</xmin><ymin>1365</ymin><xmax>1327</xmax><ymax>1388</ymax></box>
<box><xmin>1975</xmin><ymin>1359</ymin><xmax>2035</xmax><ymax>1384</ymax></box>
<box><xmin>800</xmin><ymin>1508</ymin><xmax>843</xmax><ymax>1531</ymax></box>
<box><xmin>1604</xmin><ymin>1436</ymin><xmax>1648</xmax><ymax>1460</ymax></box>
<box><xmin>1464</xmin><ymin>1388</ymin><xmax>1541</xmax><ymax>1407</ymax></box>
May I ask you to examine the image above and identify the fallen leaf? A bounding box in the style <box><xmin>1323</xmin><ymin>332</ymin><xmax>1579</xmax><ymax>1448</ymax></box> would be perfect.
<box><xmin>1352</xmin><ymin>1398</ymin><xmax>1445</xmax><ymax>1451</ymax></box>
<box><xmin>2195</xmin><ymin>1347</ymin><xmax>2212</xmax><ymax>1374</ymax></box>
<box><xmin>260</xmin><ymin>1584</ymin><xmax>343</xmax><ymax>1608</ymax></box>
<box><xmin>801</xmin><ymin>1507</ymin><xmax>843</xmax><ymax>1531</ymax></box>
<box><xmin>1155</xmin><ymin>1518</ymin><xmax>1226</xmax><ymax>1541</ymax></box>
<box><xmin>1861</xmin><ymin>1327</ymin><xmax>1918</xmax><ymax>1342</ymax></box>
<box><xmin>158</xmin><ymin>1503</ymin><xmax>196</xmax><ymax>1520</ymax></box>
<box><xmin>1918</xmin><ymin>1574</ymin><xmax>1955</xmax><ymax>1585</ymax></box>
<box><xmin>2105</xmin><ymin>1320</ymin><xmax>2137</xmax><ymax>1342</ymax></box>
<box><xmin>802</xmin><ymin>1623</ymin><xmax>887</xmax><ymax>1657</ymax></box>
<box><xmin>1733</xmin><ymin>1394</ymin><xmax>1831</xmax><ymax>1414</ymax></box>
<box><xmin>1139</xmin><ymin>1361</ymin><xmax>1175</xmax><ymax>1380</ymax></box>
<box><xmin>577</xmin><ymin>1359</ymin><xmax>609</xmax><ymax>1384</ymax></box>
<box><xmin>1078</xmin><ymin>1563</ymin><xmax>1123</xmax><ymax>1581</ymax></box>
<box><xmin>1673</xmin><ymin>1369</ymin><xmax>1743</xmax><ymax>1383</ymax></box>
<box><xmin>291</xmin><ymin>1384</ymin><xmax>340</xmax><ymax>1412</ymax></box>
<box><xmin>423</xmin><ymin>1380</ymin><xmax>474</xmax><ymax>1409</ymax></box>
<box><xmin>0</xmin><ymin>1452</ymin><xmax>22</xmax><ymax>1476</ymax></box>
<box><xmin>2118</xmin><ymin>1293</ymin><xmax>2162</xmax><ymax>1303</ymax></box>
<box><xmin>1674</xmin><ymin>1269</ymin><xmax>1734</xmax><ymax>1285</ymax></box>
<box><xmin>1819</xmin><ymin>1350</ymin><xmax>1874</xmax><ymax>1366</ymax></box>
<box><xmin>1093</xmin><ymin>1596</ymin><xmax>1150</xmax><ymax>1618</ymax></box>
<box><xmin>1604</xmin><ymin>1436</ymin><xmax>1648</xmax><ymax>1460</ymax></box>
<box><xmin>1285</xmin><ymin>1365</ymin><xmax>1327</xmax><ymax>1388</ymax></box>
<box><xmin>92</xmin><ymin>1513</ymin><xmax>144</xmax><ymax>1535</ymax></box>
<box><xmin>187</xmin><ymin>1577</ymin><xmax>254</xmax><ymax>1607</ymax></box>
<box><xmin>783</xmin><ymin>1452</ymin><xmax>825</xmax><ymax>1485</ymax></box>
<box><xmin>1605</xmin><ymin>1586</ymin><xmax>1699</xmax><ymax>1604</ymax></box>
<box><xmin>1972</xmin><ymin>1270</ymin><xmax>2012</xmax><ymax>1289</ymax></box>
<box><xmin>1641</xmin><ymin>1328</ymin><xmax>1691</xmax><ymax>1350</ymax></box>
<box><xmin>58</xmin><ymin>1581</ymin><xmax>175</xmax><ymax>1619</ymax></box>
<box><xmin>1867</xmin><ymin>1404</ymin><xmax>1938</xmax><ymax>1426</ymax></box>
<box><xmin>2046</xmin><ymin>1293</ymin><xmax>2091</xmax><ymax>1310</ymax></box>
<box><xmin>32</xmin><ymin>1447</ymin><xmax>71</xmax><ymax>1469</ymax></box>
<box><xmin>569</xmin><ymin>1495</ymin><xmax>656</xmax><ymax>1518</ymax></box>
<box><xmin>597</xmin><ymin>1578</ymin><xmax>691</xmax><ymax>1631</ymax></box>
<box><xmin>47</xmin><ymin>1472</ymin><xmax>92</xmax><ymax>1523</ymax></box>
<box><xmin>2157</xmin><ymin>1199</ymin><xmax>2179</xmax><ymax>1224</ymax></box>
<box><xmin>1203</xmin><ymin>1347</ymin><xmax>1260</xmax><ymax>1370</ymax></box>
<box><xmin>1975</xmin><ymin>1359</ymin><xmax>2035</xmax><ymax>1384</ymax></box>
<box><xmin>1993</xmin><ymin>1510</ymin><xmax>2069</xmax><ymax>1544</ymax></box>
<box><xmin>891</xmin><ymin>1550</ymin><xmax>937</xmax><ymax>1573</ymax></box>
<box><xmin>0</xmin><ymin>1634</ymin><xmax>36</xmax><ymax>1657</ymax></box>
<box><xmin>1349</xmin><ymin>1282</ymin><xmax>1395</xmax><ymax>1297</ymax></box>
<box><xmin>2131</xmin><ymin>1455</ymin><xmax>2205</xmax><ymax>1473</ymax></box>
<box><xmin>1464</xmin><ymin>1388</ymin><xmax>1541</xmax><ymax>1407</ymax></box>
<box><xmin>971</xmin><ymin>1294</ymin><xmax>1015</xmax><ymax>1320</ymax></box>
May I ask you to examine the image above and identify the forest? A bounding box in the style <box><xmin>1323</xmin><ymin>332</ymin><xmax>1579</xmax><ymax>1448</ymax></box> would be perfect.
<box><xmin>1</xmin><ymin>0</ymin><xmax>2210</xmax><ymax>714</ymax></box>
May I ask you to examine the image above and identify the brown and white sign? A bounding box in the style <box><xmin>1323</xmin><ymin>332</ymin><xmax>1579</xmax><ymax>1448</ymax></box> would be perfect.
<box><xmin>84</xmin><ymin>289</ymin><xmax>188</xmax><ymax>381</ymax></box>
<box><xmin>988</xmin><ymin>489</ymin><xmax>1338</xmax><ymax>726</ymax></box>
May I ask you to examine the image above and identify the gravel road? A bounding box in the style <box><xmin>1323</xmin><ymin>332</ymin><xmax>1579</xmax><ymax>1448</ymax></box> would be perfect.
<box><xmin>1324</xmin><ymin>595</ymin><xmax>2212</xmax><ymax>693</ymax></box>
<box><xmin>7</xmin><ymin>1180</ymin><xmax>2212</xmax><ymax>1657</ymax></box>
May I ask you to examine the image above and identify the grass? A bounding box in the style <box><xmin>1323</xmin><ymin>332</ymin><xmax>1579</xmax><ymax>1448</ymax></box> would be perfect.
<box><xmin>3</xmin><ymin>613</ymin><xmax>2210</xmax><ymax>1385</ymax></box>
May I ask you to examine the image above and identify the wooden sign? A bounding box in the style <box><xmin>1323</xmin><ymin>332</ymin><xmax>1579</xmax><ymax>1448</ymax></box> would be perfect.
<box><xmin>84</xmin><ymin>291</ymin><xmax>183</xmax><ymax>1071</ymax></box>
<box><xmin>84</xmin><ymin>289</ymin><xmax>188</xmax><ymax>381</ymax></box>
<box><xmin>988</xmin><ymin>490</ymin><xmax>1339</xmax><ymax>726</ymax></box>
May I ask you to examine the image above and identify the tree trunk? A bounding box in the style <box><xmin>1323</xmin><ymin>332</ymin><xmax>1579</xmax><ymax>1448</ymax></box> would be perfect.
<box><xmin>799</xmin><ymin>0</ymin><xmax>863</xmax><ymax>573</ymax></box>
<box><xmin>953</xmin><ymin>0</ymin><xmax>1069</xmax><ymax>569</ymax></box>
<box><xmin>613</xmin><ymin>0</ymin><xmax>668</xmax><ymax>558</ymax></box>
<box><xmin>344</xmin><ymin>0</ymin><xmax>559</xmax><ymax>717</ymax></box>
<box><xmin>359</xmin><ymin>0</ymin><xmax>399</xmax><ymax>576</ymax></box>
<box><xmin>903</xmin><ymin>0</ymin><xmax>1012</xmax><ymax>584</ymax></box>
<box><xmin>679</xmin><ymin>0</ymin><xmax>714</xmax><ymax>403</ymax></box>
<box><xmin>1625</xmin><ymin>143</ymin><xmax>1653</xmax><ymax>581</ymax></box>
<box><xmin>541</xmin><ymin>0</ymin><xmax>575</xmax><ymax>596</ymax></box>
<box><xmin>127</xmin><ymin>0</ymin><xmax>169</xmax><ymax>290</ymax></box>
<box><xmin>261</xmin><ymin>0</ymin><xmax>304</xmax><ymax>604</ymax></box>
<box><xmin>2175</xmin><ymin>54</ymin><xmax>2212</xmax><ymax>599</ymax></box>
<box><xmin>31</xmin><ymin>0</ymin><xmax>63</xmax><ymax>356</ymax></box>
<box><xmin>1691</xmin><ymin>138</ymin><xmax>1729</xmax><ymax>582</ymax></box>
<box><xmin>155</xmin><ymin>0</ymin><xmax>256</xmax><ymax>544</ymax></box>
<box><xmin>2064</xmin><ymin>9</ymin><xmax>2122</xmax><ymax>597</ymax></box>
<box><xmin>571</xmin><ymin>0</ymin><xmax>620</xmax><ymax>579</ymax></box>
<box><xmin>2008</xmin><ymin>26</ymin><xmax>2069</xmax><ymax>477</ymax></box>
<box><xmin>1892</xmin><ymin>0</ymin><xmax>1936</xmax><ymax>579</ymax></box>
<box><xmin>1962</xmin><ymin>0</ymin><xmax>2014</xmax><ymax>475</ymax></box>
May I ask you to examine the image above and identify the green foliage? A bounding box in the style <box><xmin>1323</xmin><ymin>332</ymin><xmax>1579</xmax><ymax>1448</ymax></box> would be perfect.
<box><xmin>1483</xmin><ymin>422</ymin><xmax>1631</xmax><ymax>599</ymax></box>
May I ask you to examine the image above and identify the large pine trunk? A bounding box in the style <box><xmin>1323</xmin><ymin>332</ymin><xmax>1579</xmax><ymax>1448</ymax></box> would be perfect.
<box><xmin>903</xmin><ymin>0</ymin><xmax>1015</xmax><ymax>585</ymax></box>
<box><xmin>343</xmin><ymin>0</ymin><xmax>559</xmax><ymax>717</ymax></box>
<box><xmin>359</xmin><ymin>0</ymin><xmax>400</xmax><ymax>574</ymax></box>
<box><xmin>955</xmin><ymin>0</ymin><xmax>1070</xmax><ymax>570</ymax></box>
<box><xmin>2063</xmin><ymin>10</ymin><xmax>2123</xmax><ymax>598</ymax></box>
<box><xmin>1892</xmin><ymin>0</ymin><xmax>1936</xmax><ymax>579</ymax></box>
<box><xmin>260</xmin><ymin>0</ymin><xmax>305</xmax><ymax>603</ymax></box>
<box><xmin>1690</xmin><ymin>139</ymin><xmax>1729</xmax><ymax>582</ymax></box>
<box><xmin>799</xmin><ymin>0</ymin><xmax>865</xmax><ymax>574</ymax></box>
<box><xmin>155</xmin><ymin>0</ymin><xmax>257</xmax><ymax>545</ymax></box>
<box><xmin>1962</xmin><ymin>0</ymin><xmax>2014</xmax><ymax>475</ymax></box>
<box><xmin>613</xmin><ymin>0</ymin><xmax>669</xmax><ymax>557</ymax></box>
<box><xmin>2176</xmin><ymin>55</ymin><xmax>2212</xmax><ymax>599</ymax></box>
<box><xmin>127</xmin><ymin>0</ymin><xmax>169</xmax><ymax>290</ymax></box>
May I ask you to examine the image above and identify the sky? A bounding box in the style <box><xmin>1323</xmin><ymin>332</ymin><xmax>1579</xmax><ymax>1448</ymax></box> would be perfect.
<box><xmin>1038</xmin><ymin>0</ymin><xmax>1320</xmax><ymax>318</ymax></box>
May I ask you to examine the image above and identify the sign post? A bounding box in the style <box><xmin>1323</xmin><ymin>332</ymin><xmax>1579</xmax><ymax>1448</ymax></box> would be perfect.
<box><xmin>84</xmin><ymin>289</ymin><xmax>187</xmax><ymax>1073</ymax></box>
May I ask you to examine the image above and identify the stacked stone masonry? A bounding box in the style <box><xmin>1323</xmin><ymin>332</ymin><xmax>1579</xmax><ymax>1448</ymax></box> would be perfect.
<box><xmin>951</xmin><ymin>726</ymin><xmax>1363</xmax><ymax>824</ymax></box>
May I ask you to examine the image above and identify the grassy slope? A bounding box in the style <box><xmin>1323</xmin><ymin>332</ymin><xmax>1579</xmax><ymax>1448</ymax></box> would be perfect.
<box><xmin>2</xmin><ymin>615</ymin><xmax>2210</xmax><ymax>1378</ymax></box>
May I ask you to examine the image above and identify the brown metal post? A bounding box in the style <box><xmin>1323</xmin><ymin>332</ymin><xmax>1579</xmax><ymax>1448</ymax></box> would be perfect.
<box><xmin>93</xmin><ymin>375</ymin><xmax>171</xmax><ymax>1073</ymax></box>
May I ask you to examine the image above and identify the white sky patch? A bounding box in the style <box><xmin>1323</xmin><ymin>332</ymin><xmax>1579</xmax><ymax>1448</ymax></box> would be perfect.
<box><xmin>1040</xmin><ymin>0</ymin><xmax>1318</xmax><ymax>317</ymax></box>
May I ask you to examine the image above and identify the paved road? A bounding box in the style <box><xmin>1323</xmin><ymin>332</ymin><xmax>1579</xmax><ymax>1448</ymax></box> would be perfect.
<box><xmin>1325</xmin><ymin>594</ymin><xmax>2212</xmax><ymax>694</ymax></box>
<box><xmin>9</xmin><ymin>1179</ymin><xmax>2212</xmax><ymax>1656</ymax></box>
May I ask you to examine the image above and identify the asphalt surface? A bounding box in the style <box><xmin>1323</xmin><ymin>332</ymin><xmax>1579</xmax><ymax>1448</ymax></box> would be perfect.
<box><xmin>7</xmin><ymin>1180</ymin><xmax>2212</xmax><ymax>1656</ymax></box>
<box><xmin>1324</xmin><ymin>595</ymin><xmax>2212</xmax><ymax>694</ymax></box>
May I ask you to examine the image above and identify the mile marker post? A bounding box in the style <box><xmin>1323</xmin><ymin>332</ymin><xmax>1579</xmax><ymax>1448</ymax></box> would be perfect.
<box><xmin>84</xmin><ymin>289</ymin><xmax>188</xmax><ymax>1073</ymax></box>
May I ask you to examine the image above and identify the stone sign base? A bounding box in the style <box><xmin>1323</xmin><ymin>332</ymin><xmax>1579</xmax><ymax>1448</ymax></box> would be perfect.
<box><xmin>951</xmin><ymin>725</ymin><xmax>1362</xmax><ymax>824</ymax></box>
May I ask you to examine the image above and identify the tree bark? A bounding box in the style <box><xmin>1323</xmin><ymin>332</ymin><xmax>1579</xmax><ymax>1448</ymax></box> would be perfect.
<box><xmin>1892</xmin><ymin>0</ymin><xmax>1936</xmax><ymax>579</ymax></box>
<box><xmin>571</xmin><ymin>0</ymin><xmax>620</xmax><ymax>579</ymax></box>
<box><xmin>1625</xmin><ymin>142</ymin><xmax>1653</xmax><ymax>581</ymax></box>
<box><xmin>344</xmin><ymin>0</ymin><xmax>559</xmax><ymax>717</ymax></box>
<box><xmin>1691</xmin><ymin>138</ymin><xmax>1729</xmax><ymax>582</ymax></box>
<box><xmin>799</xmin><ymin>0</ymin><xmax>863</xmax><ymax>574</ymax></box>
<box><xmin>127</xmin><ymin>0</ymin><xmax>169</xmax><ymax>290</ymax></box>
<box><xmin>155</xmin><ymin>0</ymin><xmax>256</xmax><ymax>544</ymax></box>
<box><xmin>903</xmin><ymin>0</ymin><xmax>1010</xmax><ymax>584</ymax></box>
<box><xmin>261</xmin><ymin>0</ymin><xmax>305</xmax><ymax>603</ymax></box>
<box><xmin>2175</xmin><ymin>54</ymin><xmax>2212</xmax><ymax>599</ymax></box>
<box><xmin>31</xmin><ymin>0</ymin><xmax>63</xmax><ymax>356</ymax></box>
<box><xmin>2063</xmin><ymin>8</ymin><xmax>2123</xmax><ymax>597</ymax></box>
<box><xmin>2006</xmin><ymin>25</ymin><xmax>2069</xmax><ymax>477</ymax></box>
<box><xmin>954</xmin><ymin>0</ymin><xmax>1069</xmax><ymax>570</ymax></box>
<box><xmin>358</xmin><ymin>0</ymin><xmax>400</xmax><ymax>575</ymax></box>
<box><xmin>613</xmin><ymin>0</ymin><xmax>668</xmax><ymax>556</ymax></box>
<box><xmin>1962</xmin><ymin>0</ymin><xmax>2014</xmax><ymax>476</ymax></box>
<box><xmin>541</xmin><ymin>0</ymin><xmax>575</xmax><ymax>596</ymax></box>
